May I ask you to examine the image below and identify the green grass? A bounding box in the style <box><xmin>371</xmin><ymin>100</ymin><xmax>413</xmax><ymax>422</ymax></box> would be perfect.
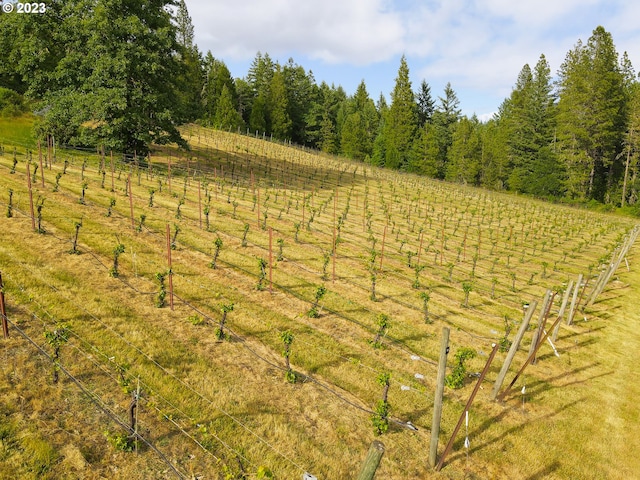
<box><xmin>0</xmin><ymin>114</ymin><xmax>36</xmax><ymax>147</ymax></box>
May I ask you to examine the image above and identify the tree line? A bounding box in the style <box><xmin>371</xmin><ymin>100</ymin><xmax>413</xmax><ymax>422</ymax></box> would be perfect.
<box><xmin>1</xmin><ymin>1</ymin><xmax>639</xmax><ymax>208</ymax></box>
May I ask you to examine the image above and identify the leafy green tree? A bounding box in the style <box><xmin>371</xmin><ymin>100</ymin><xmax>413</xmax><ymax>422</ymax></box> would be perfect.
<box><xmin>35</xmin><ymin>0</ymin><xmax>187</xmax><ymax>154</ymax></box>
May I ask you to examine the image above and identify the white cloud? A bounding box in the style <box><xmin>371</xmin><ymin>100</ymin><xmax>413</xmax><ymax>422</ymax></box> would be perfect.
<box><xmin>188</xmin><ymin>0</ymin><xmax>405</xmax><ymax>65</ymax></box>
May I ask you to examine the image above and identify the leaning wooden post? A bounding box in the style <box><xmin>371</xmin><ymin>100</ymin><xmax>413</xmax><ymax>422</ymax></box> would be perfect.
<box><xmin>567</xmin><ymin>273</ymin><xmax>583</xmax><ymax>325</ymax></box>
<box><xmin>552</xmin><ymin>281</ymin><xmax>574</xmax><ymax>341</ymax></box>
<box><xmin>429</xmin><ymin>327</ymin><xmax>450</xmax><ymax>468</ymax></box>
<box><xmin>435</xmin><ymin>343</ymin><xmax>499</xmax><ymax>471</ymax></box>
<box><xmin>356</xmin><ymin>441</ymin><xmax>386</xmax><ymax>480</ymax></box>
<box><xmin>529</xmin><ymin>290</ymin><xmax>551</xmax><ymax>361</ymax></box>
<box><xmin>0</xmin><ymin>272</ymin><xmax>9</xmax><ymax>339</ymax></box>
<box><xmin>166</xmin><ymin>224</ymin><xmax>174</xmax><ymax>310</ymax></box>
<box><xmin>532</xmin><ymin>290</ymin><xmax>556</xmax><ymax>364</ymax></box>
<box><xmin>490</xmin><ymin>300</ymin><xmax>537</xmax><ymax>401</ymax></box>
<box><xmin>26</xmin><ymin>162</ymin><xmax>36</xmax><ymax>231</ymax></box>
<box><xmin>497</xmin><ymin>314</ymin><xmax>564</xmax><ymax>402</ymax></box>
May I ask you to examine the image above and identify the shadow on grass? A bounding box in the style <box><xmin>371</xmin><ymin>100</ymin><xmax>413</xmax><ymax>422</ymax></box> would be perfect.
<box><xmin>500</xmin><ymin>363</ymin><xmax>601</xmax><ymax>401</ymax></box>
<box><xmin>524</xmin><ymin>461</ymin><xmax>561</xmax><ymax>480</ymax></box>
<box><xmin>446</xmin><ymin>398</ymin><xmax>584</xmax><ymax>466</ymax></box>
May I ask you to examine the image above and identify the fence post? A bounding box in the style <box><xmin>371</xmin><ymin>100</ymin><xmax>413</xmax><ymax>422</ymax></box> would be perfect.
<box><xmin>567</xmin><ymin>273</ymin><xmax>583</xmax><ymax>325</ymax></box>
<box><xmin>498</xmin><ymin>314</ymin><xmax>564</xmax><ymax>402</ymax></box>
<box><xmin>490</xmin><ymin>300</ymin><xmax>537</xmax><ymax>401</ymax></box>
<box><xmin>552</xmin><ymin>281</ymin><xmax>573</xmax><ymax>341</ymax></box>
<box><xmin>435</xmin><ymin>343</ymin><xmax>499</xmax><ymax>471</ymax></box>
<box><xmin>356</xmin><ymin>441</ymin><xmax>385</xmax><ymax>480</ymax></box>
<box><xmin>429</xmin><ymin>327</ymin><xmax>450</xmax><ymax>468</ymax></box>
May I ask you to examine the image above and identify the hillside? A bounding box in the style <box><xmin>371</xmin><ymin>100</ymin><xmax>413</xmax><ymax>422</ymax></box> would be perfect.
<box><xmin>0</xmin><ymin>123</ymin><xmax>639</xmax><ymax>479</ymax></box>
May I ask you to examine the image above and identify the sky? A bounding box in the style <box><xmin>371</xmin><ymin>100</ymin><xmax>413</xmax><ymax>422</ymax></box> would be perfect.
<box><xmin>184</xmin><ymin>0</ymin><xmax>640</xmax><ymax>121</ymax></box>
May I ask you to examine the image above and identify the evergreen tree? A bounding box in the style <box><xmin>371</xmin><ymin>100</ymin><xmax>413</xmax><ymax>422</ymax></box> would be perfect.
<box><xmin>201</xmin><ymin>54</ymin><xmax>237</xmax><ymax>125</ymax></box>
<box><xmin>173</xmin><ymin>0</ymin><xmax>203</xmax><ymax>122</ymax></box>
<box><xmin>382</xmin><ymin>56</ymin><xmax>418</xmax><ymax>169</ymax></box>
<box><xmin>269</xmin><ymin>67</ymin><xmax>292</xmax><ymax>140</ymax></box>
<box><xmin>283</xmin><ymin>58</ymin><xmax>316</xmax><ymax>144</ymax></box>
<box><xmin>556</xmin><ymin>26</ymin><xmax>627</xmax><ymax>201</ymax></box>
<box><xmin>622</xmin><ymin>80</ymin><xmax>640</xmax><ymax>207</ymax></box>
<box><xmin>416</xmin><ymin>80</ymin><xmax>436</xmax><ymax>126</ymax></box>
<box><xmin>339</xmin><ymin>80</ymin><xmax>378</xmax><ymax>160</ymax></box>
<box><xmin>446</xmin><ymin>116</ymin><xmax>482</xmax><ymax>185</ymax></box>
<box><xmin>213</xmin><ymin>84</ymin><xmax>243</xmax><ymax>131</ymax></box>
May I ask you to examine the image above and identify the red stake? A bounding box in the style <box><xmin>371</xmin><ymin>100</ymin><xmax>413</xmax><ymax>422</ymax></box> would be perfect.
<box><xmin>166</xmin><ymin>224</ymin><xmax>174</xmax><ymax>310</ymax></box>
<box><xmin>38</xmin><ymin>141</ymin><xmax>45</xmax><ymax>187</ymax></box>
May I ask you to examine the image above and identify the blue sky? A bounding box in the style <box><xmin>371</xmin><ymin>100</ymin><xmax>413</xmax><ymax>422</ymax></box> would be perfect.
<box><xmin>186</xmin><ymin>0</ymin><xmax>640</xmax><ymax>120</ymax></box>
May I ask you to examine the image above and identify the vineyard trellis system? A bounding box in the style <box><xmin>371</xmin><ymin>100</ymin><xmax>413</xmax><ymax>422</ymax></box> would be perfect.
<box><xmin>1</xmin><ymin>126</ymin><xmax>638</xmax><ymax>478</ymax></box>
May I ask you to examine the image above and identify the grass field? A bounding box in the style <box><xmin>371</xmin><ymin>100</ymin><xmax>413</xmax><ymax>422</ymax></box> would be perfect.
<box><xmin>0</xmin><ymin>118</ymin><xmax>638</xmax><ymax>479</ymax></box>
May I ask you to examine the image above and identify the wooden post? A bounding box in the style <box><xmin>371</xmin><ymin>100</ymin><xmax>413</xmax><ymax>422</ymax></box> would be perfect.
<box><xmin>435</xmin><ymin>343</ymin><xmax>499</xmax><ymax>471</ymax></box>
<box><xmin>38</xmin><ymin>141</ymin><xmax>45</xmax><ymax>187</ymax></box>
<box><xmin>356</xmin><ymin>441</ymin><xmax>385</xmax><ymax>480</ymax></box>
<box><xmin>532</xmin><ymin>290</ymin><xmax>555</xmax><ymax>364</ymax></box>
<box><xmin>0</xmin><ymin>272</ymin><xmax>9</xmax><ymax>339</ymax></box>
<box><xmin>110</xmin><ymin>151</ymin><xmax>115</xmax><ymax>192</ymax></box>
<box><xmin>26</xmin><ymin>162</ymin><xmax>36</xmax><ymax>231</ymax></box>
<box><xmin>552</xmin><ymin>281</ymin><xmax>574</xmax><ymax>341</ymax></box>
<box><xmin>166</xmin><ymin>224</ymin><xmax>174</xmax><ymax>310</ymax></box>
<box><xmin>128</xmin><ymin>174</ymin><xmax>135</xmax><ymax>231</ymax></box>
<box><xmin>429</xmin><ymin>327</ymin><xmax>450</xmax><ymax>467</ymax></box>
<box><xmin>529</xmin><ymin>290</ymin><xmax>551</xmax><ymax>360</ymax></box>
<box><xmin>567</xmin><ymin>273</ymin><xmax>583</xmax><ymax>325</ymax></box>
<box><xmin>417</xmin><ymin>231</ymin><xmax>424</xmax><ymax>266</ymax></box>
<box><xmin>498</xmin><ymin>314</ymin><xmax>564</xmax><ymax>402</ymax></box>
<box><xmin>490</xmin><ymin>300</ymin><xmax>537</xmax><ymax>401</ymax></box>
